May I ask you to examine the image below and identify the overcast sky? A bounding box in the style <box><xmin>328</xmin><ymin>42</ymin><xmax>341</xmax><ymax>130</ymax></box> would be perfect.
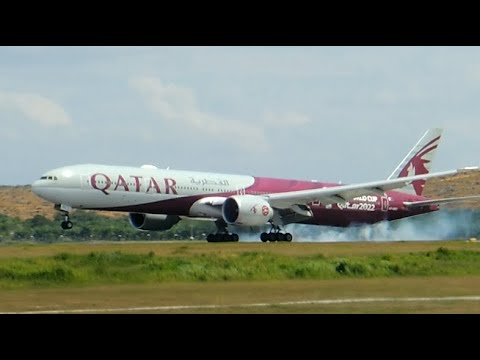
<box><xmin>1</xmin><ymin>46</ymin><xmax>480</xmax><ymax>186</ymax></box>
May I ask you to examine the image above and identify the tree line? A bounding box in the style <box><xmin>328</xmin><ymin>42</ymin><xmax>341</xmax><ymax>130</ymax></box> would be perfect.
<box><xmin>0</xmin><ymin>211</ymin><xmax>219</xmax><ymax>242</ymax></box>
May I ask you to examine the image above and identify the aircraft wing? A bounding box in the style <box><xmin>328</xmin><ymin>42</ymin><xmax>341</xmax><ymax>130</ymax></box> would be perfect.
<box><xmin>266</xmin><ymin>169</ymin><xmax>459</xmax><ymax>209</ymax></box>
<box><xmin>403</xmin><ymin>195</ymin><xmax>480</xmax><ymax>208</ymax></box>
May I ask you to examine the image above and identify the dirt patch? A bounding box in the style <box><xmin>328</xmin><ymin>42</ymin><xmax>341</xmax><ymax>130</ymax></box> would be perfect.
<box><xmin>0</xmin><ymin>186</ymin><xmax>125</xmax><ymax>220</ymax></box>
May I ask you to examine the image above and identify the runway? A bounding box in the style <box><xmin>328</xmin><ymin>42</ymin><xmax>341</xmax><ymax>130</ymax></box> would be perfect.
<box><xmin>3</xmin><ymin>295</ymin><xmax>480</xmax><ymax>314</ymax></box>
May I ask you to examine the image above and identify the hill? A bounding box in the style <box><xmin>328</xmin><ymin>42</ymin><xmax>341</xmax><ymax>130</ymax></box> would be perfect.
<box><xmin>0</xmin><ymin>186</ymin><xmax>125</xmax><ymax>220</ymax></box>
<box><xmin>1</xmin><ymin>170</ymin><xmax>480</xmax><ymax>221</ymax></box>
<box><xmin>422</xmin><ymin>169</ymin><xmax>480</xmax><ymax>208</ymax></box>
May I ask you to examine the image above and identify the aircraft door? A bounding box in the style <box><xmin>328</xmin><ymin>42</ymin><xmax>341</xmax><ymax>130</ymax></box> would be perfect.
<box><xmin>81</xmin><ymin>175</ymin><xmax>90</xmax><ymax>190</ymax></box>
<box><xmin>381</xmin><ymin>196</ymin><xmax>389</xmax><ymax>212</ymax></box>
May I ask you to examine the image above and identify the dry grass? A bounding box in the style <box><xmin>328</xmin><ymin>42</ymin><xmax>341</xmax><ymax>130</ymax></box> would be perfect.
<box><xmin>423</xmin><ymin>170</ymin><xmax>480</xmax><ymax>208</ymax></box>
<box><xmin>0</xmin><ymin>186</ymin><xmax>125</xmax><ymax>220</ymax></box>
<box><xmin>0</xmin><ymin>186</ymin><xmax>54</xmax><ymax>220</ymax></box>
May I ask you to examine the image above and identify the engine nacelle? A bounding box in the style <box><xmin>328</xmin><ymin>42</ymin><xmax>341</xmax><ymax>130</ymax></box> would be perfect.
<box><xmin>222</xmin><ymin>195</ymin><xmax>274</xmax><ymax>226</ymax></box>
<box><xmin>129</xmin><ymin>213</ymin><xmax>180</xmax><ymax>231</ymax></box>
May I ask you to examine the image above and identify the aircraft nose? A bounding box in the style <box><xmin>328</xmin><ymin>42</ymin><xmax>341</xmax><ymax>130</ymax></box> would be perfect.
<box><xmin>31</xmin><ymin>179</ymin><xmax>51</xmax><ymax>199</ymax></box>
<box><xmin>31</xmin><ymin>180</ymin><xmax>41</xmax><ymax>195</ymax></box>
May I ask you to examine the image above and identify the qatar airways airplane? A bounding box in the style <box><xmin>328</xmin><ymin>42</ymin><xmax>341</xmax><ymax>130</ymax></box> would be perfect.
<box><xmin>32</xmin><ymin>128</ymin><xmax>479</xmax><ymax>242</ymax></box>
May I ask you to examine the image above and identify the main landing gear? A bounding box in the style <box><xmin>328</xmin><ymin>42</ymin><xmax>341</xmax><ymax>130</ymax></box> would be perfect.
<box><xmin>55</xmin><ymin>204</ymin><xmax>73</xmax><ymax>230</ymax></box>
<box><xmin>206</xmin><ymin>220</ymin><xmax>239</xmax><ymax>243</ymax></box>
<box><xmin>260</xmin><ymin>225</ymin><xmax>293</xmax><ymax>242</ymax></box>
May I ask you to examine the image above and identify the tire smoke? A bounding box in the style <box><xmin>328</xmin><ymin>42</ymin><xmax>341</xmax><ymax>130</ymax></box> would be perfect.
<box><xmin>285</xmin><ymin>209</ymin><xmax>480</xmax><ymax>242</ymax></box>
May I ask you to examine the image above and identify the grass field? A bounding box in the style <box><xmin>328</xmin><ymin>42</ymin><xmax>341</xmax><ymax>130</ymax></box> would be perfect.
<box><xmin>2</xmin><ymin>239</ymin><xmax>480</xmax><ymax>258</ymax></box>
<box><xmin>1</xmin><ymin>240</ymin><xmax>480</xmax><ymax>313</ymax></box>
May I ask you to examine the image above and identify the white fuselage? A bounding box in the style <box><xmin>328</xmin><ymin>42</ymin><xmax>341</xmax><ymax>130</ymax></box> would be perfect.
<box><xmin>32</xmin><ymin>164</ymin><xmax>256</xmax><ymax>216</ymax></box>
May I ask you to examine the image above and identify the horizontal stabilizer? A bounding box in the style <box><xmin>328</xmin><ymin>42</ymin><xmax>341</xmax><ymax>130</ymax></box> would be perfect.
<box><xmin>403</xmin><ymin>195</ymin><xmax>480</xmax><ymax>208</ymax></box>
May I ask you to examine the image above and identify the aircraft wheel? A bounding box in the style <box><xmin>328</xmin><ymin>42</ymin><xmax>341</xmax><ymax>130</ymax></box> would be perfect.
<box><xmin>261</xmin><ymin>233</ymin><xmax>269</xmax><ymax>242</ymax></box>
<box><xmin>232</xmin><ymin>233</ymin><xmax>239</xmax><ymax>242</ymax></box>
<box><xmin>61</xmin><ymin>221</ymin><xmax>73</xmax><ymax>230</ymax></box>
<box><xmin>285</xmin><ymin>233</ymin><xmax>293</xmax><ymax>242</ymax></box>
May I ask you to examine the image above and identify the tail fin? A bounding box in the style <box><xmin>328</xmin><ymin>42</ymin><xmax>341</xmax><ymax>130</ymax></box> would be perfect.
<box><xmin>387</xmin><ymin>128</ymin><xmax>443</xmax><ymax>196</ymax></box>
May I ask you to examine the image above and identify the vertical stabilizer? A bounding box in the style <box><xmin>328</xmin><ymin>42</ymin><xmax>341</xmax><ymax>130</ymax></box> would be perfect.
<box><xmin>387</xmin><ymin>128</ymin><xmax>443</xmax><ymax>196</ymax></box>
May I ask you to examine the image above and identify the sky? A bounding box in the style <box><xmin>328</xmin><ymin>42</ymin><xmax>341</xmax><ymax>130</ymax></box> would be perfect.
<box><xmin>1</xmin><ymin>46</ymin><xmax>480</xmax><ymax>186</ymax></box>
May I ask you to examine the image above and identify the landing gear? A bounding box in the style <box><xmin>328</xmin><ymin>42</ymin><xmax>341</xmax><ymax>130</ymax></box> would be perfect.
<box><xmin>260</xmin><ymin>224</ymin><xmax>293</xmax><ymax>242</ymax></box>
<box><xmin>206</xmin><ymin>219</ymin><xmax>239</xmax><ymax>242</ymax></box>
<box><xmin>61</xmin><ymin>219</ymin><xmax>73</xmax><ymax>230</ymax></box>
<box><xmin>60</xmin><ymin>213</ymin><xmax>73</xmax><ymax>230</ymax></box>
<box><xmin>55</xmin><ymin>204</ymin><xmax>74</xmax><ymax>230</ymax></box>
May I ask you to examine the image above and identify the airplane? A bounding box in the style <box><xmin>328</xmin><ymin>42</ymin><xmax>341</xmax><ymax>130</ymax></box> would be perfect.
<box><xmin>31</xmin><ymin>128</ymin><xmax>480</xmax><ymax>242</ymax></box>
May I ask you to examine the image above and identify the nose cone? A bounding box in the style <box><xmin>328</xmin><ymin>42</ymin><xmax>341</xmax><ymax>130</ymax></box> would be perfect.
<box><xmin>31</xmin><ymin>179</ymin><xmax>50</xmax><ymax>200</ymax></box>
<box><xmin>32</xmin><ymin>166</ymin><xmax>82</xmax><ymax>204</ymax></box>
<box><xmin>31</xmin><ymin>180</ymin><xmax>40</xmax><ymax>194</ymax></box>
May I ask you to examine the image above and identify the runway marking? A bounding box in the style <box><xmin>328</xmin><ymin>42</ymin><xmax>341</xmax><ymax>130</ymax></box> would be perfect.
<box><xmin>3</xmin><ymin>295</ymin><xmax>480</xmax><ymax>314</ymax></box>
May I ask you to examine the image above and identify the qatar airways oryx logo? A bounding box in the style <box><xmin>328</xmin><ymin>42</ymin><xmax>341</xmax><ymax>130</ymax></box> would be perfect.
<box><xmin>262</xmin><ymin>205</ymin><xmax>270</xmax><ymax>216</ymax></box>
<box><xmin>399</xmin><ymin>136</ymin><xmax>439</xmax><ymax>196</ymax></box>
<box><xmin>90</xmin><ymin>173</ymin><xmax>178</xmax><ymax>196</ymax></box>
<box><xmin>250</xmin><ymin>204</ymin><xmax>270</xmax><ymax>216</ymax></box>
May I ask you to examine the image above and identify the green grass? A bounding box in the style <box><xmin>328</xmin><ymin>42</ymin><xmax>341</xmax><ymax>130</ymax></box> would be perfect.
<box><xmin>2</xmin><ymin>246</ymin><xmax>480</xmax><ymax>288</ymax></box>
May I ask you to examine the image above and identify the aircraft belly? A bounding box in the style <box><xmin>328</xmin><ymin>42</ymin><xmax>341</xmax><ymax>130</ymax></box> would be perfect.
<box><xmin>305</xmin><ymin>207</ymin><xmax>438</xmax><ymax>227</ymax></box>
<box><xmin>307</xmin><ymin>208</ymin><xmax>390</xmax><ymax>227</ymax></box>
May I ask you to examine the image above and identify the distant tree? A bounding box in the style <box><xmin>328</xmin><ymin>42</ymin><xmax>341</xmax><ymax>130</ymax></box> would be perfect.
<box><xmin>28</xmin><ymin>215</ymin><xmax>51</xmax><ymax>227</ymax></box>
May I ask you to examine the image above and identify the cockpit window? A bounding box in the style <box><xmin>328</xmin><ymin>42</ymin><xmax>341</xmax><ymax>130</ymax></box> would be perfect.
<box><xmin>40</xmin><ymin>175</ymin><xmax>58</xmax><ymax>180</ymax></box>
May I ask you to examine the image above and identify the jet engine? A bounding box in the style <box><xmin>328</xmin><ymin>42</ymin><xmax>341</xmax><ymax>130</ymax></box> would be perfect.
<box><xmin>129</xmin><ymin>213</ymin><xmax>180</xmax><ymax>231</ymax></box>
<box><xmin>222</xmin><ymin>195</ymin><xmax>274</xmax><ymax>226</ymax></box>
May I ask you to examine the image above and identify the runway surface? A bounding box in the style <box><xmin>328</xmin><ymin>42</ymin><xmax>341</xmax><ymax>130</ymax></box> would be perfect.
<box><xmin>3</xmin><ymin>295</ymin><xmax>480</xmax><ymax>314</ymax></box>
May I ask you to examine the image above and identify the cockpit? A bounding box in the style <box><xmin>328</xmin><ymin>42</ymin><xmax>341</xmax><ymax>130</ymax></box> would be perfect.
<box><xmin>32</xmin><ymin>166</ymin><xmax>81</xmax><ymax>204</ymax></box>
<box><xmin>39</xmin><ymin>175</ymin><xmax>59</xmax><ymax>181</ymax></box>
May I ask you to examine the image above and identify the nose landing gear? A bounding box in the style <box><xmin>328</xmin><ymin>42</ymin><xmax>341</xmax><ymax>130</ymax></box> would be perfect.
<box><xmin>55</xmin><ymin>204</ymin><xmax>74</xmax><ymax>230</ymax></box>
<box><xmin>61</xmin><ymin>215</ymin><xmax>73</xmax><ymax>230</ymax></box>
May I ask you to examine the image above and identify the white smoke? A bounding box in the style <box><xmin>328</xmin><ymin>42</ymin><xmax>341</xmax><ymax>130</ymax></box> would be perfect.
<box><xmin>235</xmin><ymin>210</ymin><xmax>480</xmax><ymax>242</ymax></box>
<box><xmin>234</xmin><ymin>227</ymin><xmax>266</xmax><ymax>243</ymax></box>
<box><xmin>286</xmin><ymin>210</ymin><xmax>480</xmax><ymax>242</ymax></box>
